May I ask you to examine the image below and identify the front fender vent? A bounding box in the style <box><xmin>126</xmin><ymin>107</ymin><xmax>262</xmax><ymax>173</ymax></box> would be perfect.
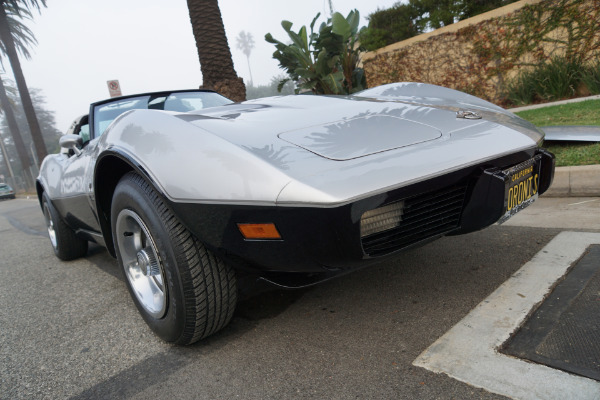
<box><xmin>361</xmin><ymin>185</ymin><xmax>468</xmax><ymax>257</ymax></box>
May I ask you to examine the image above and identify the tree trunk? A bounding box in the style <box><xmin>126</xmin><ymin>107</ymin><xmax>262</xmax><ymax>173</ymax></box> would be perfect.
<box><xmin>0</xmin><ymin>5</ymin><xmax>47</xmax><ymax>166</ymax></box>
<box><xmin>0</xmin><ymin>74</ymin><xmax>33</xmax><ymax>189</ymax></box>
<box><xmin>186</xmin><ymin>0</ymin><xmax>246</xmax><ymax>102</ymax></box>
<box><xmin>246</xmin><ymin>55</ymin><xmax>253</xmax><ymax>86</ymax></box>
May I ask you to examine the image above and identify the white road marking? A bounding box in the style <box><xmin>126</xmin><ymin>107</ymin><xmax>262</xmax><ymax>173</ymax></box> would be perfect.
<box><xmin>568</xmin><ymin>199</ymin><xmax>600</xmax><ymax>206</ymax></box>
<box><xmin>413</xmin><ymin>231</ymin><xmax>600</xmax><ymax>400</ymax></box>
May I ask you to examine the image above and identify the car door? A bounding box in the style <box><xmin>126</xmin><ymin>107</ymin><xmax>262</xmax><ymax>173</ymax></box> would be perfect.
<box><xmin>52</xmin><ymin>116</ymin><xmax>102</xmax><ymax>234</ymax></box>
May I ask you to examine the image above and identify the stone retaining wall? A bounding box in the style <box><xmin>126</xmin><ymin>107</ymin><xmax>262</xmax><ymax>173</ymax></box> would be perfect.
<box><xmin>362</xmin><ymin>0</ymin><xmax>600</xmax><ymax>104</ymax></box>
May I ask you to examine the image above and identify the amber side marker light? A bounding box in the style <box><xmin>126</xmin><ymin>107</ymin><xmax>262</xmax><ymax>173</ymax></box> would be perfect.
<box><xmin>237</xmin><ymin>223</ymin><xmax>281</xmax><ymax>239</ymax></box>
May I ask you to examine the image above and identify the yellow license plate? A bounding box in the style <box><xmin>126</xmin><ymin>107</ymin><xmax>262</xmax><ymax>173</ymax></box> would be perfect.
<box><xmin>498</xmin><ymin>156</ymin><xmax>542</xmax><ymax>224</ymax></box>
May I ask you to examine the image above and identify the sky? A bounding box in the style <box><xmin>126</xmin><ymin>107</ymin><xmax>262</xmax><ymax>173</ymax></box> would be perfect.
<box><xmin>5</xmin><ymin>0</ymin><xmax>401</xmax><ymax>133</ymax></box>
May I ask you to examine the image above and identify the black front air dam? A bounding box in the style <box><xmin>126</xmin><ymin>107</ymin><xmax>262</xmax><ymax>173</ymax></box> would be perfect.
<box><xmin>455</xmin><ymin>148</ymin><xmax>555</xmax><ymax>235</ymax></box>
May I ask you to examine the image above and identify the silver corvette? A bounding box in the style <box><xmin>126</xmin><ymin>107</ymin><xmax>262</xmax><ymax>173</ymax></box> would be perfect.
<box><xmin>37</xmin><ymin>83</ymin><xmax>555</xmax><ymax>344</ymax></box>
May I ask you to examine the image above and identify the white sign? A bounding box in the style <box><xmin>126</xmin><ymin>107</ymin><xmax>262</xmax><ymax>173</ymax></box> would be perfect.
<box><xmin>107</xmin><ymin>80</ymin><xmax>122</xmax><ymax>97</ymax></box>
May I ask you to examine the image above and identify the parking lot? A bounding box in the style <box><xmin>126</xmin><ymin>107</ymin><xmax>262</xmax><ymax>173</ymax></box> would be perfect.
<box><xmin>1</xmin><ymin>196</ymin><xmax>599</xmax><ymax>399</ymax></box>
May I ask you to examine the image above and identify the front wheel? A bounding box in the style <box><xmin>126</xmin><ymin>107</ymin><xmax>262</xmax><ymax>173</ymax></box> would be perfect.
<box><xmin>42</xmin><ymin>192</ymin><xmax>88</xmax><ymax>260</ymax></box>
<box><xmin>111</xmin><ymin>172</ymin><xmax>237</xmax><ymax>345</ymax></box>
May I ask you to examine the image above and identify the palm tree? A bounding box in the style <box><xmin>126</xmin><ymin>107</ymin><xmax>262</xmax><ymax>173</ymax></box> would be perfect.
<box><xmin>236</xmin><ymin>31</ymin><xmax>254</xmax><ymax>86</ymax></box>
<box><xmin>186</xmin><ymin>0</ymin><xmax>246</xmax><ymax>102</ymax></box>
<box><xmin>0</xmin><ymin>2</ymin><xmax>39</xmax><ymax>188</ymax></box>
<box><xmin>0</xmin><ymin>0</ymin><xmax>47</xmax><ymax>167</ymax></box>
<box><xmin>0</xmin><ymin>74</ymin><xmax>33</xmax><ymax>187</ymax></box>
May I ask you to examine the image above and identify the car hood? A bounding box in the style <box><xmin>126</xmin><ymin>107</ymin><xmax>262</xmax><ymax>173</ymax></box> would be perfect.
<box><xmin>177</xmin><ymin>87</ymin><xmax>542</xmax><ymax>162</ymax></box>
<box><xmin>103</xmin><ymin>83</ymin><xmax>544</xmax><ymax>207</ymax></box>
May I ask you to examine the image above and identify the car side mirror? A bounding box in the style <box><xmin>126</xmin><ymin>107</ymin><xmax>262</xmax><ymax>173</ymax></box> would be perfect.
<box><xmin>59</xmin><ymin>134</ymin><xmax>83</xmax><ymax>156</ymax></box>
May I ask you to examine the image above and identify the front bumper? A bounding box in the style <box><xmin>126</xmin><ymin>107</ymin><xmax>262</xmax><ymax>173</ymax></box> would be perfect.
<box><xmin>169</xmin><ymin>148</ymin><xmax>555</xmax><ymax>286</ymax></box>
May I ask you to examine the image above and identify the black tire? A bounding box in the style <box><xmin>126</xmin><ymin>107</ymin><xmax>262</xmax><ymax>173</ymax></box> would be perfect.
<box><xmin>42</xmin><ymin>192</ymin><xmax>88</xmax><ymax>261</ymax></box>
<box><xmin>111</xmin><ymin>172</ymin><xmax>237</xmax><ymax>345</ymax></box>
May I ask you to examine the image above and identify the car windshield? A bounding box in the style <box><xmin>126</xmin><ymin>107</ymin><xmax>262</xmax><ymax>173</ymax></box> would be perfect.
<box><xmin>93</xmin><ymin>91</ymin><xmax>232</xmax><ymax>138</ymax></box>
<box><xmin>0</xmin><ymin>184</ymin><xmax>10</xmax><ymax>190</ymax></box>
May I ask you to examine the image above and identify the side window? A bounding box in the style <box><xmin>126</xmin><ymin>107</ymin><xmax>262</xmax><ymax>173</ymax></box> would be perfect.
<box><xmin>77</xmin><ymin>124</ymin><xmax>90</xmax><ymax>142</ymax></box>
<box><xmin>72</xmin><ymin>115</ymin><xmax>90</xmax><ymax>142</ymax></box>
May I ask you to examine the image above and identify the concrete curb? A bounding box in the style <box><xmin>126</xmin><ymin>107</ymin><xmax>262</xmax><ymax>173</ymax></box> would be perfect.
<box><xmin>544</xmin><ymin>165</ymin><xmax>600</xmax><ymax>197</ymax></box>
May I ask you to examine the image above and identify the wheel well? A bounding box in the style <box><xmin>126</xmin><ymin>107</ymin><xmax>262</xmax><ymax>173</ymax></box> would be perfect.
<box><xmin>95</xmin><ymin>155</ymin><xmax>134</xmax><ymax>257</ymax></box>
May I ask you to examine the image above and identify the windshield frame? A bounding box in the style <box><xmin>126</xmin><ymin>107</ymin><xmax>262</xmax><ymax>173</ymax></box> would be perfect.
<box><xmin>87</xmin><ymin>89</ymin><xmax>233</xmax><ymax>140</ymax></box>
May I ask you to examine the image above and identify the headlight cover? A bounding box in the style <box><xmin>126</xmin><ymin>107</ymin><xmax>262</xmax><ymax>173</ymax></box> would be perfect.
<box><xmin>360</xmin><ymin>201</ymin><xmax>404</xmax><ymax>238</ymax></box>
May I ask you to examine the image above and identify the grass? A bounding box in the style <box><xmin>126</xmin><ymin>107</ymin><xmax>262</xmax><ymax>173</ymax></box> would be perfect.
<box><xmin>514</xmin><ymin>99</ymin><xmax>600</xmax><ymax>167</ymax></box>
<box><xmin>514</xmin><ymin>99</ymin><xmax>600</xmax><ymax>126</ymax></box>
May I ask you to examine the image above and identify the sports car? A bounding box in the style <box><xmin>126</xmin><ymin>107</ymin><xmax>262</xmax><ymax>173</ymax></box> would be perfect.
<box><xmin>37</xmin><ymin>83</ymin><xmax>555</xmax><ymax>345</ymax></box>
<box><xmin>0</xmin><ymin>182</ymin><xmax>16</xmax><ymax>199</ymax></box>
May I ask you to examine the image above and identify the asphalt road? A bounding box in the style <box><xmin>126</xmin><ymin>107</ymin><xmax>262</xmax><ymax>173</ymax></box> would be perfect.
<box><xmin>0</xmin><ymin>197</ymin><xmax>597</xmax><ymax>399</ymax></box>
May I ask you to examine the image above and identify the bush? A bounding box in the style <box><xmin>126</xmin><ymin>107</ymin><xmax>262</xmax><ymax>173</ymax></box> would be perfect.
<box><xmin>358</xmin><ymin>0</ymin><xmax>520</xmax><ymax>52</ymax></box>
<box><xmin>581</xmin><ymin>60</ymin><xmax>600</xmax><ymax>95</ymax></box>
<box><xmin>504</xmin><ymin>69</ymin><xmax>537</xmax><ymax>105</ymax></box>
<box><xmin>358</xmin><ymin>3</ymin><xmax>421</xmax><ymax>51</ymax></box>
<box><xmin>503</xmin><ymin>56</ymin><xmax>596</xmax><ymax>105</ymax></box>
<box><xmin>534</xmin><ymin>57</ymin><xmax>584</xmax><ymax>101</ymax></box>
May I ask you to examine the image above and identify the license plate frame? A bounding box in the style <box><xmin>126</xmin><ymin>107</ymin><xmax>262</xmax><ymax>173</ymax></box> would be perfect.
<box><xmin>498</xmin><ymin>155</ymin><xmax>542</xmax><ymax>224</ymax></box>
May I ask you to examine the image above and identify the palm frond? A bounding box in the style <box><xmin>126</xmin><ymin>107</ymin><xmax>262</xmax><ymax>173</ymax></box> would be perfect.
<box><xmin>2</xmin><ymin>0</ymin><xmax>47</xmax><ymax>17</ymax></box>
<box><xmin>0</xmin><ymin>1</ymin><xmax>38</xmax><ymax>63</ymax></box>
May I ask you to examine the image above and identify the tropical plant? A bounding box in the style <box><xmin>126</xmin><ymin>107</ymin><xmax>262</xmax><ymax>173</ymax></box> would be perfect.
<box><xmin>0</xmin><ymin>0</ymin><xmax>48</xmax><ymax>166</ymax></box>
<box><xmin>265</xmin><ymin>9</ymin><xmax>366</xmax><ymax>95</ymax></box>
<box><xmin>186</xmin><ymin>0</ymin><xmax>246</xmax><ymax>102</ymax></box>
<box><xmin>236</xmin><ymin>31</ymin><xmax>254</xmax><ymax>86</ymax></box>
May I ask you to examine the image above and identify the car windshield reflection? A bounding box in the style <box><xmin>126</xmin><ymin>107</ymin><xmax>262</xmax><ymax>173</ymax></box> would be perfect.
<box><xmin>93</xmin><ymin>91</ymin><xmax>233</xmax><ymax>137</ymax></box>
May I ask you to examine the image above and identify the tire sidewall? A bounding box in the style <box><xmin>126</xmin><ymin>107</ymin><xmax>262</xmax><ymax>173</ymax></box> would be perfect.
<box><xmin>111</xmin><ymin>175</ymin><xmax>186</xmax><ymax>343</ymax></box>
<box><xmin>43</xmin><ymin>192</ymin><xmax>61</xmax><ymax>258</ymax></box>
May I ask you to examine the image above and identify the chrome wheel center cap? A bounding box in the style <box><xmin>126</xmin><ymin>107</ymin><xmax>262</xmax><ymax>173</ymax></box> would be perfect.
<box><xmin>137</xmin><ymin>249</ymin><xmax>159</xmax><ymax>276</ymax></box>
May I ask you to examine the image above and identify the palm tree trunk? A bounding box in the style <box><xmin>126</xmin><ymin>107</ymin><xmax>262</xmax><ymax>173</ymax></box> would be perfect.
<box><xmin>0</xmin><ymin>74</ymin><xmax>33</xmax><ymax>189</ymax></box>
<box><xmin>0</xmin><ymin>5</ymin><xmax>47</xmax><ymax>166</ymax></box>
<box><xmin>246</xmin><ymin>55</ymin><xmax>253</xmax><ymax>86</ymax></box>
<box><xmin>186</xmin><ymin>0</ymin><xmax>246</xmax><ymax>102</ymax></box>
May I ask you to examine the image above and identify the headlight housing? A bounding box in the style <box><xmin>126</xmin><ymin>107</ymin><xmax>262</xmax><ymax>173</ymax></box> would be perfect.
<box><xmin>360</xmin><ymin>201</ymin><xmax>404</xmax><ymax>238</ymax></box>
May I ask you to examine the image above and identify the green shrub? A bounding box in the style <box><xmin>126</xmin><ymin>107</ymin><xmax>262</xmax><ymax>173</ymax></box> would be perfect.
<box><xmin>357</xmin><ymin>27</ymin><xmax>391</xmax><ymax>52</ymax></box>
<box><xmin>358</xmin><ymin>0</ymin><xmax>520</xmax><ymax>52</ymax></box>
<box><xmin>503</xmin><ymin>56</ymin><xmax>595</xmax><ymax>105</ymax></box>
<box><xmin>358</xmin><ymin>3</ymin><xmax>421</xmax><ymax>51</ymax></box>
<box><xmin>581</xmin><ymin>60</ymin><xmax>600</xmax><ymax>95</ymax></box>
<box><xmin>504</xmin><ymin>69</ymin><xmax>537</xmax><ymax>105</ymax></box>
<box><xmin>534</xmin><ymin>57</ymin><xmax>584</xmax><ymax>101</ymax></box>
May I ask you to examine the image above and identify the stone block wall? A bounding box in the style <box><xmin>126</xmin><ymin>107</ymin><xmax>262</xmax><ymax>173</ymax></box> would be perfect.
<box><xmin>362</xmin><ymin>0</ymin><xmax>600</xmax><ymax>104</ymax></box>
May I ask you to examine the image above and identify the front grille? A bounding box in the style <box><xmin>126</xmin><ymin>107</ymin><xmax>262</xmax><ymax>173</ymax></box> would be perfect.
<box><xmin>361</xmin><ymin>185</ymin><xmax>468</xmax><ymax>257</ymax></box>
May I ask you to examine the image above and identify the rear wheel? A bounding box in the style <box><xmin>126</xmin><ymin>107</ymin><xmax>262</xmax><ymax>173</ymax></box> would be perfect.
<box><xmin>42</xmin><ymin>192</ymin><xmax>88</xmax><ymax>260</ymax></box>
<box><xmin>111</xmin><ymin>172</ymin><xmax>237</xmax><ymax>345</ymax></box>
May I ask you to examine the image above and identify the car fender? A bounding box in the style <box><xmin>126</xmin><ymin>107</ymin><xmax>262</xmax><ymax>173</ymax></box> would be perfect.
<box><xmin>96</xmin><ymin>109</ymin><xmax>297</xmax><ymax>206</ymax></box>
